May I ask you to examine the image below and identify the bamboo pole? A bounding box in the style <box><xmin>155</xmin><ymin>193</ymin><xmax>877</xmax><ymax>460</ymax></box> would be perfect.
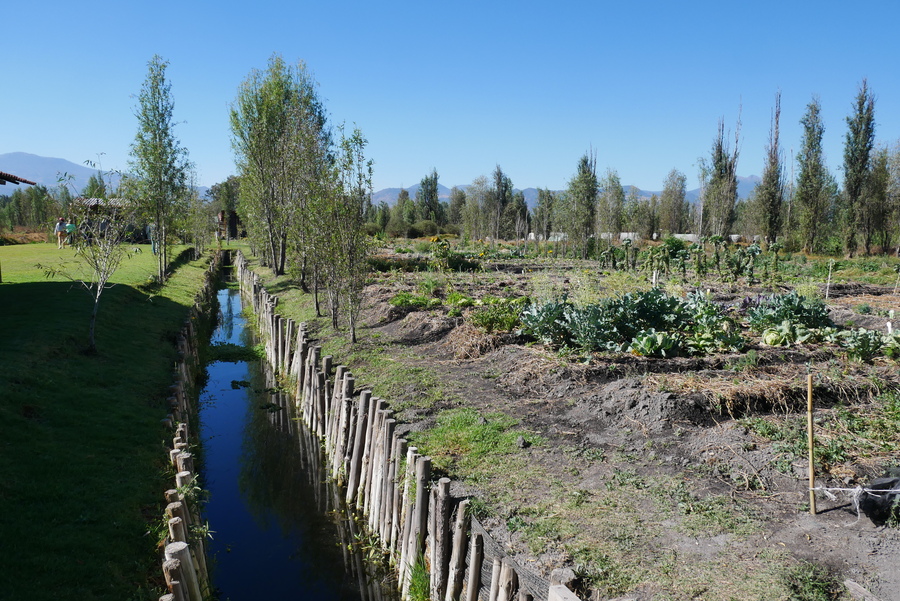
<box><xmin>807</xmin><ymin>373</ymin><xmax>816</xmax><ymax>516</ymax></box>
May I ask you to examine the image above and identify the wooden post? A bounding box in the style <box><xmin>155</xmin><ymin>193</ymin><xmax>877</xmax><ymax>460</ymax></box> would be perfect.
<box><xmin>488</xmin><ymin>557</ymin><xmax>502</xmax><ymax>601</ymax></box>
<box><xmin>162</xmin><ymin>558</ymin><xmax>187</xmax><ymax>601</ymax></box>
<box><xmin>432</xmin><ymin>478</ymin><xmax>452</xmax><ymax>601</ymax></box>
<box><xmin>168</xmin><ymin>516</ymin><xmax>187</xmax><ymax>543</ymax></box>
<box><xmin>807</xmin><ymin>373</ymin><xmax>816</xmax><ymax>516</ymax></box>
<box><xmin>402</xmin><ymin>454</ymin><xmax>431</xmax><ymax>598</ymax></box>
<box><xmin>346</xmin><ymin>390</ymin><xmax>372</xmax><ymax>505</ymax></box>
<box><xmin>389</xmin><ymin>437</ymin><xmax>408</xmax><ymax>554</ymax></box>
<box><xmin>465</xmin><ymin>533</ymin><xmax>484</xmax><ymax>601</ymax></box>
<box><xmin>164</xmin><ymin>542</ymin><xmax>202</xmax><ymax>601</ymax></box>
<box><xmin>377</xmin><ymin>419</ymin><xmax>397</xmax><ymax>541</ymax></box>
<box><xmin>445</xmin><ymin>499</ymin><xmax>470</xmax><ymax>601</ymax></box>
<box><xmin>497</xmin><ymin>557</ymin><xmax>518</xmax><ymax>601</ymax></box>
<box><xmin>398</xmin><ymin>447</ymin><xmax>419</xmax><ymax>585</ymax></box>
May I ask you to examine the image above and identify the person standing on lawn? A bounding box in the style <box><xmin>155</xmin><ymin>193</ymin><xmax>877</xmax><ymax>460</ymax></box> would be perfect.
<box><xmin>54</xmin><ymin>217</ymin><xmax>66</xmax><ymax>249</ymax></box>
<box><xmin>65</xmin><ymin>219</ymin><xmax>77</xmax><ymax>247</ymax></box>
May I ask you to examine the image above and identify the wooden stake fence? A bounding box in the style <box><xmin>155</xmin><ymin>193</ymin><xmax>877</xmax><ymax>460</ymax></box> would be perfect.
<box><xmin>232</xmin><ymin>251</ymin><xmax>582</xmax><ymax>601</ymax></box>
<box><xmin>155</xmin><ymin>250</ymin><xmax>224</xmax><ymax>601</ymax></box>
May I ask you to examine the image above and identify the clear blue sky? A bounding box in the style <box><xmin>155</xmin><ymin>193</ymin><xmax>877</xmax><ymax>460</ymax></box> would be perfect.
<box><xmin>4</xmin><ymin>0</ymin><xmax>899</xmax><ymax>193</ymax></box>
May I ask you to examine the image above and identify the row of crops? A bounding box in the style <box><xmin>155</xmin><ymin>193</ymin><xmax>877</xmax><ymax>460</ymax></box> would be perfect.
<box><xmin>393</xmin><ymin>288</ymin><xmax>899</xmax><ymax>362</ymax></box>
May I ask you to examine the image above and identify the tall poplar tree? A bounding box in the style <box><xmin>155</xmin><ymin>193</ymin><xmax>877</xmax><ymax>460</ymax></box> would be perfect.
<box><xmin>843</xmin><ymin>79</ymin><xmax>876</xmax><ymax>257</ymax></box>
<box><xmin>658</xmin><ymin>169</ymin><xmax>687</xmax><ymax>235</ymax></box>
<box><xmin>415</xmin><ymin>168</ymin><xmax>442</xmax><ymax>224</ymax></box>
<box><xmin>795</xmin><ymin>97</ymin><xmax>837</xmax><ymax>254</ymax></box>
<box><xmin>129</xmin><ymin>54</ymin><xmax>190</xmax><ymax>284</ymax></box>
<box><xmin>700</xmin><ymin>118</ymin><xmax>740</xmax><ymax>237</ymax></box>
<box><xmin>758</xmin><ymin>91</ymin><xmax>785</xmax><ymax>243</ymax></box>
<box><xmin>564</xmin><ymin>152</ymin><xmax>598</xmax><ymax>258</ymax></box>
<box><xmin>597</xmin><ymin>168</ymin><xmax>624</xmax><ymax>243</ymax></box>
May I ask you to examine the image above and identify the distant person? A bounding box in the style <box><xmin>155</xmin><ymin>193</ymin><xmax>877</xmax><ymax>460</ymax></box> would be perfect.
<box><xmin>65</xmin><ymin>219</ymin><xmax>76</xmax><ymax>247</ymax></box>
<box><xmin>54</xmin><ymin>218</ymin><xmax>66</xmax><ymax>249</ymax></box>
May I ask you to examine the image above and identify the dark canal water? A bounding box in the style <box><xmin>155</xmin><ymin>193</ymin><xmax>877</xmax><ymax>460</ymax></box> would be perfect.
<box><xmin>199</xmin><ymin>288</ymin><xmax>397</xmax><ymax>600</ymax></box>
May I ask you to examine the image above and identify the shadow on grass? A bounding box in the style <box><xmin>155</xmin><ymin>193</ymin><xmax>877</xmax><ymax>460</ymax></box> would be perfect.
<box><xmin>0</xmin><ymin>279</ymin><xmax>194</xmax><ymax>600</ymax></box>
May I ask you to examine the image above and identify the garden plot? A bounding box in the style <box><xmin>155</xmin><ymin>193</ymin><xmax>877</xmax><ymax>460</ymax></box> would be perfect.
<box><xmin>312</xmin><ymin>251</ymin><xmax>900</xmax><ymax>601</ymax></box>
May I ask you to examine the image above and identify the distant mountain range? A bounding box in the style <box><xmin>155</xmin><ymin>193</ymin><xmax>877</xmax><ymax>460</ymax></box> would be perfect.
<box><xmin>2</xmin><ymin>152</ymin><xmax>758</xmax><ymax>207</ymax></box>
<box><xmin>0</xmin><ymin>152</ymin><xmax>209</xmax><ymax>198</ymax></box>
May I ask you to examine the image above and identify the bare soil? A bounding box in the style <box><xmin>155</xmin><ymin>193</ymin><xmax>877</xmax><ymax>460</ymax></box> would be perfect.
<box><xmin>353</xmin><ymin>264</ymin><xmax>900</xmax><ymax>601</ymax></box>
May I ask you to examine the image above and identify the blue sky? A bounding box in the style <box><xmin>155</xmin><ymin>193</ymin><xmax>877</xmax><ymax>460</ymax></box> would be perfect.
<box><xmin>4</xmin><ymin>1</ymin><xmax>899</xmax><ymax>193</ymax></box>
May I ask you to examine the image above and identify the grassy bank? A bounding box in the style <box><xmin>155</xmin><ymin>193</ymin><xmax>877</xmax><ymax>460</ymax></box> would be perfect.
<box><xmin>0</xmin><ymin>241</ymin><xmax>213</xmax><ymax>601</ymax></box>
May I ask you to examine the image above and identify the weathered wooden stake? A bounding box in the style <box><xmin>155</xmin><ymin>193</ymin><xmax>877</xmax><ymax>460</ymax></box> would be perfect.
<box><xmin>445</xmin><ymin>499</ymin><xmax>471</xmax><ymax>601</ymax></box>
<box><xmin>488</xmin><ymin>557</ymin><xmax>502</xmax><ymax>601</ymax></box>
<box><xmin>164</xmin><ymin>542</ymin><xmax>202</xmax><ymax>601</ymax></box>
<box><xmin>497</xmin><ymin>557</ymin><xmax>519</xmax><ymax>601</ymax></box>
<box><xmin>807</xmin><ymin>373</ymin><xmax>816</xmax><ymax>516</ymax></box>
<box><xmin>465</xmin><ymin>532</ymin><xmax>484</xmax><ymax>601</ymax></box>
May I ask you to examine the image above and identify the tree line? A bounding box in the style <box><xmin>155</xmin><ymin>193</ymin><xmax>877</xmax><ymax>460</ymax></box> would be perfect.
<box><xmin>228</xmin><ymin>54</ymin><xmax>374</xmax><ymax>342</ymax></box>
<box><xmin>256</xmin><ymin>80</ymin><xmax>893</xmax><ymax>259</ymax></box>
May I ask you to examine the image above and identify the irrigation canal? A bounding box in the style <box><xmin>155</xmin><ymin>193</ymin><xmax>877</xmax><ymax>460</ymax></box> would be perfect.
<box><xmin>198</xmin><ymin>287</ymin><xmax>398</xmax><ymax>600</ymax></box>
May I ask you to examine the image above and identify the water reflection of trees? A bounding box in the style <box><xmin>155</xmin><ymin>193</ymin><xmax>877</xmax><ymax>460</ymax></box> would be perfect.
<box><xmin>217</xmin><ymin>288</ymin><xmax>237</xmax><ymax>342</ymax></box>
<box><xmin>238</xmin><ymin>358</ymin><xmax>398</xmax><ymax>601</ymax></box>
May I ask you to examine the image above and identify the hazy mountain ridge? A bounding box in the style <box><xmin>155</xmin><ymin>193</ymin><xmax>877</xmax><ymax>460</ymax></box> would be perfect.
<box><xmin>0</xmin><ymin>152</ymin><xmax>210</xmax><ymax>198</ymax></box>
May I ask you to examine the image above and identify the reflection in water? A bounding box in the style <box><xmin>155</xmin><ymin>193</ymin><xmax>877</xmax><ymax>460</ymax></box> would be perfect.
<box><xmin>200</xmin><ymin>288</ymin><xmax>397</xmax><ymax>601</ymax></box>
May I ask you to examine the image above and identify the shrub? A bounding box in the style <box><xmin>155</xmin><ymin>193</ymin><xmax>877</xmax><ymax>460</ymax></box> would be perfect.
<box><xmin>747</xmin><ymin>291</ymin><xmax>833</xmax><ymax>332</ymax></box>
<box><xmin>468</xmin><ymin>297</ymin><xmax>528</xmax><ymax>333</ymax></box>
<box><xmin>841</xmin><ymin>328</ymin><xmax>884</xmax><ymax>363</ymax></box>
<box><xmin>661</xmin><ymin>235</ymin><xmax>688</xmax><ymax>257</ymax></box>
<box><xmin>409</xmin><ymin>220</ymin><xmax>439</xmax><ymax>238</ymax></box>
<box><xmin>389</xmin><ymin>291</ymin><xmax>439</xmax><ymax>309</ymax></box>
<box><xmin>519</xmin><ymin>298</ymin><xmax>572</xmax><ymax>346</ymax></box>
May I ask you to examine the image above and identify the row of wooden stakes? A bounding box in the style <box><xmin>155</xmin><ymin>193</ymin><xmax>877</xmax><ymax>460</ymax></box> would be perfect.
<box><xmin>234</xmin><ymin>252</ymin><xmax>581</xmax><ymax>601</ymax></box>
<box><xmin>157</xmin><ymin>251</ymin><xmax>223</xmax><ymax>601</ymax></box>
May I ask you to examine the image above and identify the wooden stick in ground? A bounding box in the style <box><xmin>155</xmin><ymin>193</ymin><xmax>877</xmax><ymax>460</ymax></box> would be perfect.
<box><xmin>164</xmin><ymin>542</ymin><xmax>202</xmax><ymax>601</ymax></box>
<box><xmin>445</xmin><ymin>499</ymin><xmax>471</xmax><ymax>601</ymax></box>
<box><xmin>497</xmin><ymin>557</ymin><xmax>518</xmax><ymax>601</ymax></box>
<box><xmin>346</xmin><ymin>390</ymin><xmax>372</xmax><ymax>505</ymax></box>
<box><xmin>431</xmin><ymin>477</ymin><xmax>452</xmax><ymax>601</ymax></box>
<box><xmin>488</xmin><ymin>557</ymin><xmax>502</xmax><ymax>601</ymax></box>
<box><xmin>162</xmin><ymin>558</ymin><xmax>187</xmax><ymax>601</ymax></box>
<box><xmin>398</xmin><ymin>447</ymin><xmax>419</xmax><ymax>586</ymax></box>
<box><xmin>465</xmin><ymin>533</ymin><xmax>484</xmax><ymax>601</ymax></box>
<box><xmin>808</xmin><ymin>373</ymin><xmax>816</xmax><ymax>516</ymax></box>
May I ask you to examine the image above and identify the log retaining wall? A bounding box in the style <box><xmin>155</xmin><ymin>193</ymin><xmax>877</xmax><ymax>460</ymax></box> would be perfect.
<box><xmin>234</xmin><ymin>251</ymin><xmax>582</xmax><ymax>601</ymax></box>
<box><xmin>156</xmin><ymin>250</ymin><xmax>223</xmax><ymax>601</ymax></box>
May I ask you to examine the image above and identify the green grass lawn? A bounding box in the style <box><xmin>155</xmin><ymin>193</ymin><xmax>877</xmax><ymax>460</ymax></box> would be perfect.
<box><xmin>0</xmin><ymin>240</ymin><xmax>213</xmax><ymax>601</ymax></box>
